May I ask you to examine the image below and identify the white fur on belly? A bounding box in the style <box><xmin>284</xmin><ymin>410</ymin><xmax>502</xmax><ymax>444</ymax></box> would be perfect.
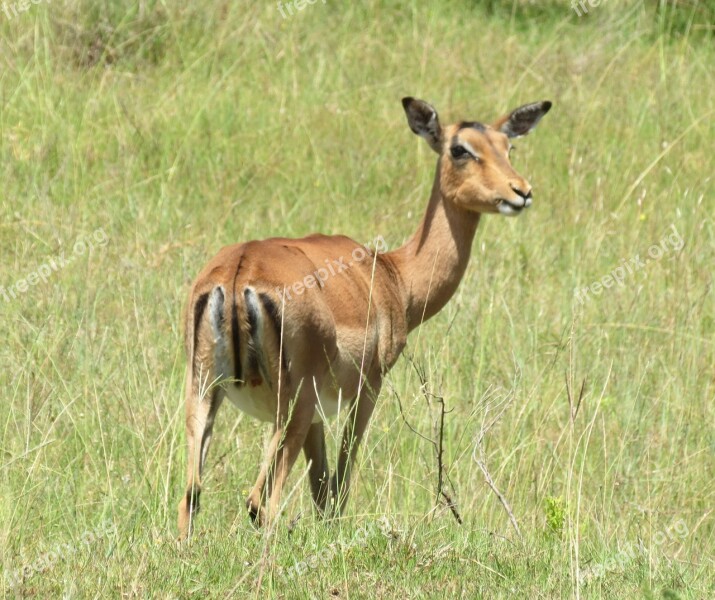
<box><xmin>224</xmin><ymin>383</ymin><xmax>345</xmax><ymax>424</ymax></box>
<box><xmin>224</xmin><ymin>384</ymin><xmax>276</xmax><ymax>422</ymax></box>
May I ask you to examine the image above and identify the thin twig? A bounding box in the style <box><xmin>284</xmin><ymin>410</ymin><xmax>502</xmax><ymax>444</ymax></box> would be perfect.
<box><xmin>435</xmin><ymin>395</ymin><xmax>463</xmax><ymax>525</ymax></box>
<box><xmin>472</xmin><ymin>389</ymin><xmax>522</xmax><ymax>541</ymax></box>
<box><xmin>393</xmin><ymin>355</ymin><xmax>462</xmax><ymax>525</ymax></box>
<box><xmin>475</xmin><ymin>457</ymin><xmax>521</xmax><ymax>540</ymax></box>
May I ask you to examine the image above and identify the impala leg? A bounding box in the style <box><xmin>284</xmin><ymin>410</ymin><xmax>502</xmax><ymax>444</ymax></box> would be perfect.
<box><xmin>178</xmin><ymin>384</ymin><xmax>224</xmax><ymax>540</ymax></box>
<box><xmin>246</xmin><ymin>425</ymin><xmax>276</xmax><ymax>525</ymax></box>
<box><xmin>246</xmin><ymin>389</ymin><xmax>315</xmax><ymax>526</ymax></box>
<box><xmin>330</xmin><ymin>387</ymin><xmax>378</xmax><ymax>515</ymax></box>
<box><xmin>302</xmin><ymin>422</ymin><xmax>330</xmax><ymax>514</ymax></box>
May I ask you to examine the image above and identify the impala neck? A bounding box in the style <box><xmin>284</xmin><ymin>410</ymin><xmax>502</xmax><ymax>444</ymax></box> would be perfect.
<box><xmin>388</xmin><ymin>161</ymin><xmax>481</xmax><ymax>332</ymax></box>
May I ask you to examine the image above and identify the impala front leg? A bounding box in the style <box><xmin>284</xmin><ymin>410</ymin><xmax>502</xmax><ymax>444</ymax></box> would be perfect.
<box><xmin>303</xmin><ymin>422</ymin><xmax>330</xmax><ymax>514</ymax></box>
<box><xmin>330</xmin><ymin>387</ymin><xmax>378</xmax><ymax>515</ymax></box>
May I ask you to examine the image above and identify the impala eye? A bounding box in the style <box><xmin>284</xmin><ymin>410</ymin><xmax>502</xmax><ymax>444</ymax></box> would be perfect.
<box><xmin>450</xmin><ymin>145</ymin><xmax>469</xmax><ymax>159</ymax></box>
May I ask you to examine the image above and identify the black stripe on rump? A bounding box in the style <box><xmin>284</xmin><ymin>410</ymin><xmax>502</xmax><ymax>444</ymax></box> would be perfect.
<box><xmin>230</xmin><ymin>257</ymin><xmax>244</xmax><ymax>387</ymax></box>
<box><xmin>259</xmin><ymin>292</ymin><xmax>288</xmax><ymax>373</ymax></box>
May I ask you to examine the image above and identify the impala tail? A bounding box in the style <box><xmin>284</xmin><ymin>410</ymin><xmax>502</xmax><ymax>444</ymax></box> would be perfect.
<box><xmin>187</xmin><ymin>284</ymin><xmax>285</xmax><ymax>394</ymax></box>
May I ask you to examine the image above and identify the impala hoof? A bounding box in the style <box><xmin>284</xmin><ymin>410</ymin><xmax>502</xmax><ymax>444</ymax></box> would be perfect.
<box><xmin>246</xmin><ymin>498</ymin><xmax>266</xmax><ymax>527</ymax></box>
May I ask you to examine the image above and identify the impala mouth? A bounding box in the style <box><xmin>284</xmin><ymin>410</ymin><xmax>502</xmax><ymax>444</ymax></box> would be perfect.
<box><xmin>498</xmin><ymin>198</ymin><xmax>529</xmax><ymax>216</ymax></box>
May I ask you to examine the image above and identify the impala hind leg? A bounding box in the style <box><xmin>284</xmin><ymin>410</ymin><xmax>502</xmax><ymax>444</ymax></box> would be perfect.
<box><xmin>330</xmin><ymin>388</ymin><xmax>378</xmax><ymax>515</ymax></box>
<box><xmin>245</xmin><ymin>426</ymin><xmax>275</xmax><ymax>525</ymax></box>
<box><xmin>178</xmin><ymin>384</ymin><xmax>224</xmax><ymax>540</ymax></box>
<box><xmin>303</xmin><ymin>422</ymin><xmax>330</xmax><ymax>514</ymax></box>
<box><xmin>246</xmin><ymin>388</ymin><xmax>316</xmax><ymax>526</ymax></box>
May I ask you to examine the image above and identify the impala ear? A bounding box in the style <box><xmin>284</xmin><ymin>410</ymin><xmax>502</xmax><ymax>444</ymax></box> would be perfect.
<box><xmin>494</xmin><ymin>101</ymin><xmax>552</xmax><ymax>138</ymax></box>
<box><xmin>401</xmin><ymin>97</ymin><xmax>443</xmax><ymax>153</ymax></box>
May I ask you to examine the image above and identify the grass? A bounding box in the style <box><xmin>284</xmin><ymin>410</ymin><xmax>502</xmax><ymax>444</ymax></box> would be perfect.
<box><xmin>1</xmin><ymin>0</ymin><xmax>713</xmax><ymax>598</ymax></box>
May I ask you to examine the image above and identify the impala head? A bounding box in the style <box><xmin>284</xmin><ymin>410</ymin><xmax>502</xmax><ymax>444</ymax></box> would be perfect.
<box><xmin>402</xmin><ymin>96</ymin><xmax>552</xmax><ymax>216</ymax></box>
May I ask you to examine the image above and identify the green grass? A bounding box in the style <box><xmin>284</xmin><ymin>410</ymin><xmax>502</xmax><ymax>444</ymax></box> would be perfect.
<box><xmin>1</xmin><ymin>1</ymin><xmax>713</xmax><ymax>598</ymax></box>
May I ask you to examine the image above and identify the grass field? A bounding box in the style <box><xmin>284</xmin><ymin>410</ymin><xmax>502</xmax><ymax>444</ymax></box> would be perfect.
<box><xmin>1</xmin><ymin>1</ymin><xmax>714</xmax><ymax>598</ymax></box>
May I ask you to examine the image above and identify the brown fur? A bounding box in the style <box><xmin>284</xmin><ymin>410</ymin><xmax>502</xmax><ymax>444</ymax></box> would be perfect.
<box><xmin>177</xmin><ymin>97</ymin><xmax>551</xmax><ymax>539</ymax></box>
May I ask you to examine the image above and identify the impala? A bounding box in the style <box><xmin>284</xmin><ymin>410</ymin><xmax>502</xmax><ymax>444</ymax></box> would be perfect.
<box><xmin>178</xmin><ymin>96</ymin><xmax>552</xmax><ymax>539</ymax></box>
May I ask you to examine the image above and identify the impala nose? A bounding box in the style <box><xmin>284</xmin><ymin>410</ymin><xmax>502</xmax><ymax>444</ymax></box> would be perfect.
<box><xmin>511</xmin><ymin>185</ymin><xmax>533</xmax><ymax>208</ymax></box>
